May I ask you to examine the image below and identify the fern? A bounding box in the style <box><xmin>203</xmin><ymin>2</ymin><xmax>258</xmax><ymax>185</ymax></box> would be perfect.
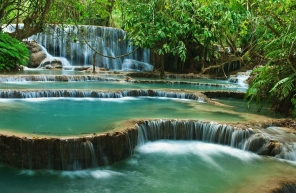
<box><xmin>270</xmin><ymin>74</ymin><xmax>296</xmax><ymax>99</ymax></box>
<box><xmin>0</xmin><ymin>32</ymin><xmax>29</xmax><ymax>72</ymax></box>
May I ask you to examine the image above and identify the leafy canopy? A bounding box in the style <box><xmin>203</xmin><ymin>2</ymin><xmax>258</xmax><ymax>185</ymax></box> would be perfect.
<box><xmin>122</xmin><ymin>0</ymin><xmax>252</xmax><ymax>73</ymax></box>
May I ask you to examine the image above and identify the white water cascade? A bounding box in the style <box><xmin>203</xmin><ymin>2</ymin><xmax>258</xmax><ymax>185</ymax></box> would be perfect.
<box><xmin>136</xmin><ymin>119</ymin><xmax>296</xmax><ymax>162</ymax></box>
<box><xmin>38</xmin><ymin>44</ymin><xmax>71</xmax><ymax>69</ymax></box>
<box><xmin>29</xmin><ymin>25</ymin><xmax>151</xmax><ymax>71</ymax></box>
<box><xmin>228</xmin><ymin>70</ymin><xmax>252</xmax><ymax>88</ymax></box>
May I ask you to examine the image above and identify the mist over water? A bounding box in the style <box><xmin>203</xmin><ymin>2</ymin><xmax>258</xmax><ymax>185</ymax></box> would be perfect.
<box><xmin>0</xmin><ymin>140</ymin><xmax>295</xmax><ymax>193</ymax></box>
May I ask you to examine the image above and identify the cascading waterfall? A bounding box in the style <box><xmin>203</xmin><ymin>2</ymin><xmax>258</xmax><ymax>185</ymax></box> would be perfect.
<box><xmin>1</xmin><ymin>119</ymin><xmax>295</xmax><ymax>172</ymax></box>
<box><xmin>137</xmin><ymin>120</ymin><xmax>296</xmax><ymax>162</ymax></box>
<box><xmin>83</xmin><ymin>140</ymin><xmax>98</xmax><ymax>169</ymax></box>
<box><xmin>58</xmin><ymin>139</ymin><xmax>99</xmax><ymax>170</ymax></box>
<box><xmin>137</xmin><ymin>120</ymin><xmax>260</xmax><ymax>150</ymax></box>
<box><xmin>228</xmin><ymin>70</ymin><xmax>252</xmax><ymax>87</ymax></box>
<box><xmin>0</xmin><ymin>89</ymin><xmax>205</xmax><ymax>101</ymax></box>
<box><xmin>29</xmin><ymin>25</ymin><xmax>151</xmax><ymax>70</ymax></box>
<box><xmin>137</xmin><ymin>120</ymin><xmax>281</xmax><ymax>157</ymax></box>
<box><xmin>0</xmin><ymin>75</ymin><xmax>120</xmax><ymax>82</ymax></box>
<box><xmin>38</xmin><ymin>44</ymin><xmax>71</xmax><ymax>68</ymax></box>
<box><xmin>277</xmin><ymin>142</ymin><xmax>296</xmax><ymax>161</ymax></box>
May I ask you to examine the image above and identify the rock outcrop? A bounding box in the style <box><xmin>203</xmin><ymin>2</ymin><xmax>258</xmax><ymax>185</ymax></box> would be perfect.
<box><xmin>0</xmin><ymin>126</ymin><xmax>138</xmax><ymax>170</ymax></box>
<box><xmin>24</xmin><ymin>41</ymin><xmax>46</xmax><ymax>68</ymax></box>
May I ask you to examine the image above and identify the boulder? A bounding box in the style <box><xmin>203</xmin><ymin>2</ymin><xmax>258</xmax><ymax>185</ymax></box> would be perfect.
<box><xmin>24</xmin><ymin>41</ymin><xmax>47</xmax><ymax>68</ymax></box>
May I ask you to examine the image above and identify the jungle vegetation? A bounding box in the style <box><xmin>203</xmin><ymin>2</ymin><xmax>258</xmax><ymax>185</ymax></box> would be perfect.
<box><xmin>0</xmin><ymin>0</ymin><xmax>295</xmax><ymax>117</ymax></box>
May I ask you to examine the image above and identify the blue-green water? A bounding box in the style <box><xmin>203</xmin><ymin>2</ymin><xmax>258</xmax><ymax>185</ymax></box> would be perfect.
<box><xmin>0</xmin><ymin>140</ymin><xmax>295</xmax><ymax>193</ymax></box>
<box><xmin>1</xmin><ymin>69</ymin><xmax>86</xmax><ymax>75</ymax></box>
<box><xmin>0</xmin><ymin>97</ymin><xmax>282</xmax><ymax>135</ymax></box>
<box><xmin>0</xmin><ymin>80</ymin><xmax>247</xmax><ymax>92</ymax></box>
<box><xmin>0</xmin><ymin>70</ymin><xmax>294</xmax><ymax>193</ymax></box>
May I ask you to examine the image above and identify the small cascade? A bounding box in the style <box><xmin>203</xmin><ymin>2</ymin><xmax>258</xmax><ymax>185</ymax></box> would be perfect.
<box><xmin>130</xmin><ymin>79</ymin><xmax>236</xmax><ymax>88</ymax></box>
<box><xmin>83</xmin><ymin>140</ymin><xmax>98</xmax><ymax>168</ymax></box>
<box><xmin>38</xmin><ymin>44</ymin><xmax>71</xmax><ymax>69</ymax></box>
<box><xmin>0</xmin><ymin>75</ymin><xmax>119</xmax><ymax>82</ymax></box>
<box><xmin>0</xmin><ymin>89</ymin><xmax>205</xmax><ymax>102</ymax></box>
<box><xmin>137</xmin><ymin>120</ymin><xmax>268</xmax><ymax>154</ymax></box>
<box><xmin>122</xmin><ymin>59</ymin><xmax>153</xmax><ymax>71</ymax></box>
<box><xmin>126</xmin><ymin>132</ymin><xmax>134</xmax><ymax>156</ymax></box>
<box><xmin>59</xmin><ymin>139</ymin><xmax>98</xmax><ymax>170</ymax></box>
<box><xmin>259</xmin><ymin>126</ymin><xmax>296</xmax><ymax>162</ymax></box>
<box><xmin>0</xmin><ymin>119</ymin><xmax>295</xmax><ymax>170</ymax></box>
<box><xmin>97</xmin><ymin>145</ymin><xmax>109</xmax><ymax>166</ymax></box>
<box><xmin>28</xmin><ymin>25</ymin><xmax>150</xmax><ymax>70</ymax></box>
<box><xmin>228</xmin><ymin>70</ymin><xmax>251</xmax><ymax>87</ymax></box>
<box><xmin>275</xmin><ymin>142</ymin><xmax>296</xmax><ymax>162</ymax></box>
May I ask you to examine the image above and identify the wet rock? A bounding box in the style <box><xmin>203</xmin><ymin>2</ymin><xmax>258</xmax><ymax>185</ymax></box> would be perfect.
<box><xmin>0</xmin><ymin>126</ymin><xmax>138</xmax><ymax>170</ymax></box>
<box><xmin>24</xmin><ymin>41</ymin><xmax>46</xmax><ymax>68</ymax></box>
<box><xmin>74</xmin><ymin>67</ymin><xmax>90</xmax><ymax>71</ymax></box>
<box><xmin>202</xmin><ymin>91</ymin><xmax>246</xmax><ymax>99</ymax></box>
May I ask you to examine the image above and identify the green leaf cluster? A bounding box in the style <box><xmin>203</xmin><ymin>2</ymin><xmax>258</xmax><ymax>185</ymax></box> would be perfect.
<box><xmin>122</xmin><ymin>0</ymin><xmax>251</xmax><ymax>68</ymax></box>
<box><xmin>0</xmin><ymin>32</ymin><xmax>29</xmax><ymax>72</ymax></box>
<box><xmin>246</xmin><ymin>0</ymin><xmax>296</xmax><ymax>117</ymax></box>
<box><xmin>122</xmin><ymin>0</ymin><xmax>296</xmax><ymax>116</ymax></box>
<box><xmin>47</xmin><ymin>0</ymin><xmax>116</xmax><ymax>26</ymax></box>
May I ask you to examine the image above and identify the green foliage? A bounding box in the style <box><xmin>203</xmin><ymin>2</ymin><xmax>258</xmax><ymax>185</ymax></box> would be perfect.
<box><xmin>120</xmin><ymin>0</ymin><xmax>296</xmax><ymax>117</ymax></box>
<box><xmin>246</xmin><ymin>0</ymin><xmax>296</xmax><ymax>117</ymax></box>
<box><xmin>0</xmin><ymin>32</ymin><xmax>29</xmax><ymax>72</ymax></box>
<box><xmin>122</xmin><ymin>0</ymin><xmax>252</xmax><ymax>69</ymax></box>
<box><xmin>48</xmin><ymin>0</ymin><xmax>116</xmax><ymax>26</ymax></box>
<box><xmin>0</xmin><ymin>0</ymin><xmax>53</xmax><ymax>40</ymax></box>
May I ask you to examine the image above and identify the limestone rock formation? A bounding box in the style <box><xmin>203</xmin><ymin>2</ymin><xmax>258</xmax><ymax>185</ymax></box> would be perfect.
<box><xmin>25</xmin><ymin>41</ymin><xmax>46</xmax><ymax>68</ymax></box>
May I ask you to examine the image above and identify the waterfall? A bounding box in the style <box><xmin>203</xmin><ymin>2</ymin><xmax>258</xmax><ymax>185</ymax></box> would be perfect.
<box><xmin>0</xmin><ymin>89</ymin><xmax>205</xmax><ymax>102</ymax></box>
<box><xmin>1</xmin><ymin>119</ymin><xmax>295</xmax><ymax>171</ymax></box>
<box><xmin>83</xmin><ymin>140</ymin><xmax>98</xmax><ymax>168</ymax></box>
<box><xmin>137</xmin><ymin>120</ymin><xmax>267</xmax><ymax>154</ymax></box>
<box><xmin>28</xmin><ymin>25</ymin><xmax>150</xmax><ymax>70</ymax></box>
<box><xmin>58</xmin><ymin>139</ymin><xmax>98</xmax><ymax>170</ymax></box>
<box><xmin>228</xmin><ymin>70</ymin><xmax>251</xmax><ymax>87</ymax></box>
<box><xmin>38</xmin><ymin>44</ymin><xmax>71</xmax><ymax>68</ymax></box>
<box><xmin>122</xmin><ymin>59</ymin><xmax>153</xmax><ymax>72</ymax></box>
<box><xmin>0</xmin><ymin>75</ymin><xmax>120</xmax><ymax>82</ymax></box>
<box><xmin>136</xmin><ymin>120</ymin><xmax>296</xmax><ymax>162</ymax></box>
<box><xmin>276</xmin><ymin>142</ymin><xmax>296</xmax><ymax>161</ymax></box>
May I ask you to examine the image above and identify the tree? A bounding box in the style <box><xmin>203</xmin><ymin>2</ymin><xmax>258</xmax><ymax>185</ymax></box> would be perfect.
<box><xmin>246</xmin><ymin>0</ymin><xmax>296</xmax><ymax>117</ymax></box>
<box><xmin>0</xmin><ymin>0</ymin><xmax>53</xmax><ymax>40</ymax></box>
<box><xmin>122</xmin><ymin>0</ymin><xmax>253</xmax><ymax>77</ymax></box>
<box><xmin>47</xmin><ymin>0</ymin><xmax>116</xmax><ymax>26</ymax></box>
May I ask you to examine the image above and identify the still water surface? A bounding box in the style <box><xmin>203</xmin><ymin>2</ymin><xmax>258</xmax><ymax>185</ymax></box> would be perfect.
<box><xmin>0</xmin><ymin>97</ymin><xmax>282</xmax><ymax>135</ymax></box>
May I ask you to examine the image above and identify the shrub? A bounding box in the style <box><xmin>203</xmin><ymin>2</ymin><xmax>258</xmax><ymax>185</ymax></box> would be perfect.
<box><xmin>0</xmin><ymin>32</ymin><xmax>29</xmax><ymax>72</ymax></box>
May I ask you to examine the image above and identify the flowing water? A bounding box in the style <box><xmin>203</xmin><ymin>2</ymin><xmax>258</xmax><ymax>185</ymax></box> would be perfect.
<box><xmin>1</xmin><ymin>25</ymin><xmax>295</xmax><ymax>192</ymax></box>
<box><xmin>4</xmin><ymin>25</ymin><xmax>150</xmax><ymax>70</ymax></box>
<box><xmin>0</xmin><ymin>80</ymin><xmax>247</xmax><ymax>92</ymax></box>
<box><xmin>0</xmin><ymin>140</ymin><xmax>295</xmax><ymax>193</ymax></box>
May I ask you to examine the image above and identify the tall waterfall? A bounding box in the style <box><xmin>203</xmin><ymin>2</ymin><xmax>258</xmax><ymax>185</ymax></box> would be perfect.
<box><xmin>29</xmin><ymin>25</ymin><xmax>151</xmax><ymax>70</ymax></box>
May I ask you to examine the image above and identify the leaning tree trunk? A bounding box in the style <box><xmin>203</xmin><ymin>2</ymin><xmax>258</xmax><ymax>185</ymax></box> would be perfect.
<box><xmin>160</xmin><ymin>53</ymin><xmax>165</xmax><ymax>79</ymax></box>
